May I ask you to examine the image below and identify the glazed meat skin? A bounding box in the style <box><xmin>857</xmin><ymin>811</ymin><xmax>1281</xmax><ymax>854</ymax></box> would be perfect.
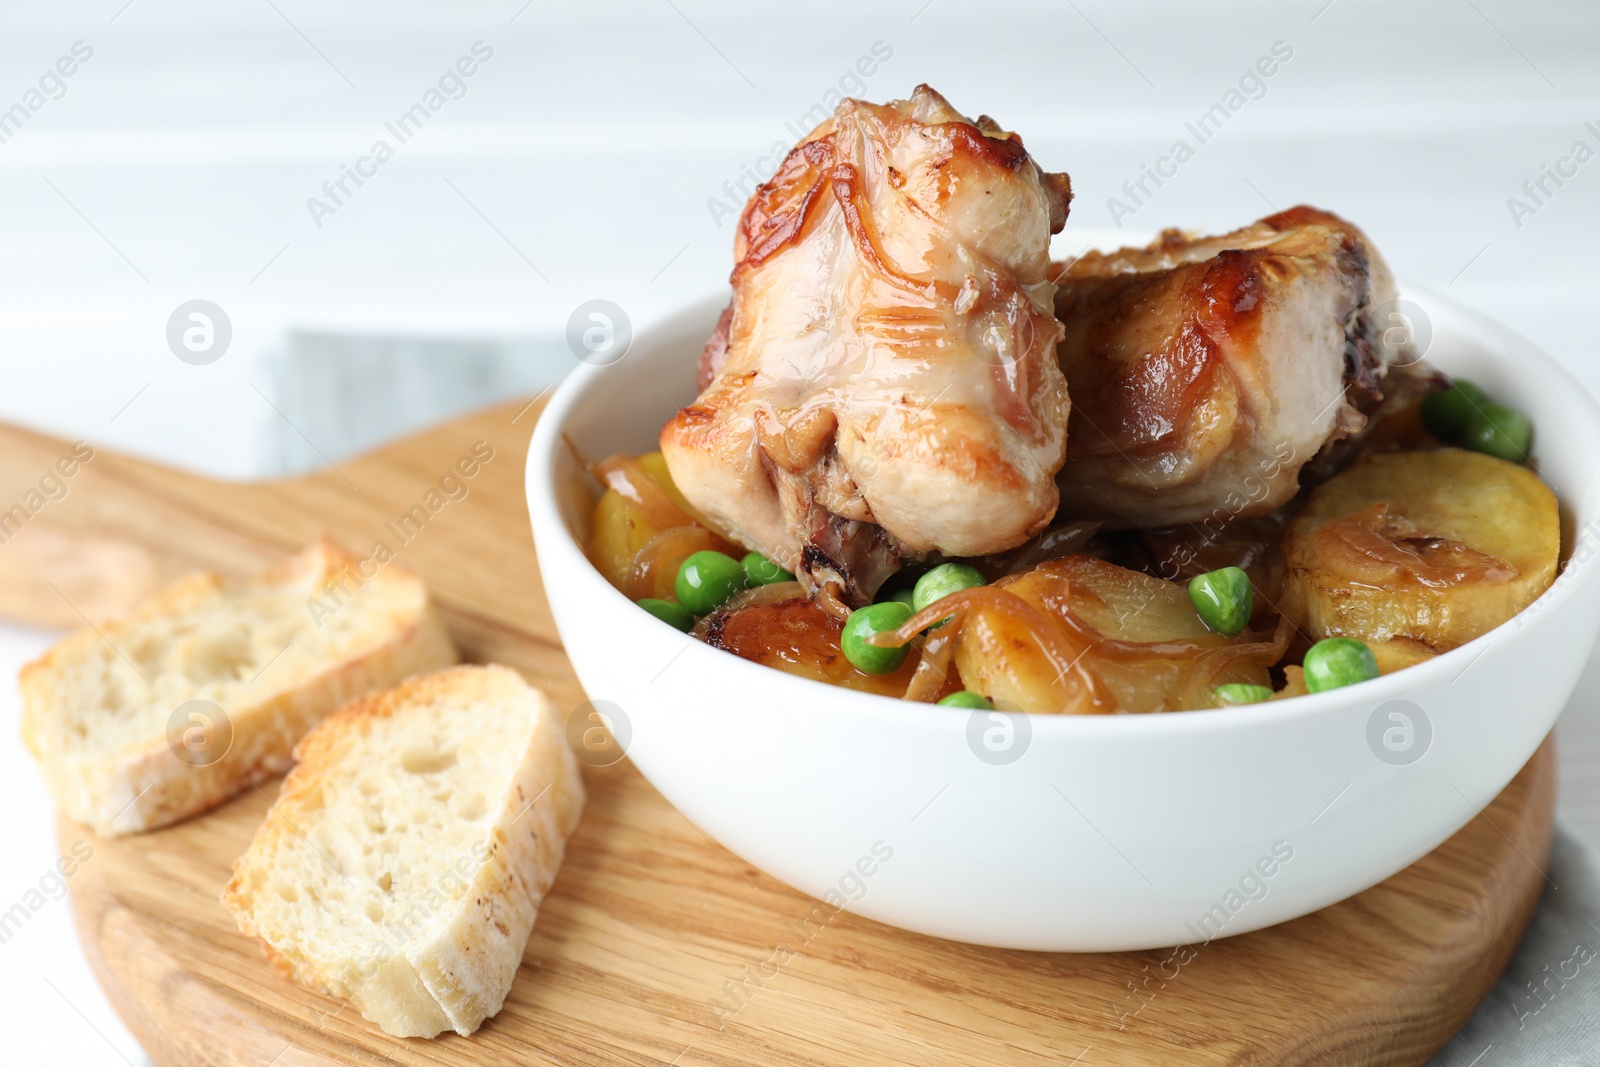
<box><xmin>1050</xmin><ymin>207</ymin><xmax>1407</xmax><ymax>528</ymax></box>
<box><xmin>661</xmin><ymin>85</ymin><xmax>1073</xmax><ymax>606</ymax></box>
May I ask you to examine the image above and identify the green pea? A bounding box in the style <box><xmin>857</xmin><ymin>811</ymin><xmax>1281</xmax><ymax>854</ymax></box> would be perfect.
<box><xmin>841</xmin><ymin>601</ymin><xmax>914</xmax><ymax>676</ymax></box>
<box><xmin>1419</xmin><ymin>379</ymin><xmax>1488</xmax><ymax>441</ymax></box>
<box><xmin>741</xmin><ymin>552</ymin><xmax>794</xmax><ymax>587</ymax></box>
<box><xmin>1302</xmin><ymin>637</ymin><xmax>1379</xmax><ymax>693</ymax></box>
<box><xmin>1187</xmin><ymin>566</ymin><xmax>1253</xmax><ymax>636</ymax></box>
<box><xmin>1463</xmin><ymin>402</ymin><xmax>1533</xmax><ymax>463</ymax></box>
<box><xmin>912</xmin><ymin>563</ymin><xmax>986</xmax><ymax>627</ymax></box>
<box><xmin>1212</xmin><ymin>683</ymin><xmax>1273</xmax><ymax>706</ymax></box>
<box><xmin>674</xmin><ymin>550</ymin><xmax>745</xmax><ymax>615</ymax></box>
<box><xmin>938</xmin><ymin>690</ymin><xmax>994</xmax><ymax>709</ymax></box>
<box><xmin>637</xmin><ymin>598</ymin><xmax>694</xmax><ymax>632</ymax></box>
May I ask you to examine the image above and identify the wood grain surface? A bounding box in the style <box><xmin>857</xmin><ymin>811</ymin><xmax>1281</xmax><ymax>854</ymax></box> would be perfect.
<box><xmin>0</xmin><ymin>400</ymin><xmax>1555</xmax><ymax>1067</ymax></box>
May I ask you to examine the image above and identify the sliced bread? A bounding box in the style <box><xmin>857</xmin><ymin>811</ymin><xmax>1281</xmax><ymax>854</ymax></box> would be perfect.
<box><xmin>21</xmin><ymin>539</ymin><xmax>457</xmax><ymax>836</ymax></box>
<box><xmin>222</xmin><ymin>664</ymin><xmax>585</xmax><ymax>1038</ymax></box>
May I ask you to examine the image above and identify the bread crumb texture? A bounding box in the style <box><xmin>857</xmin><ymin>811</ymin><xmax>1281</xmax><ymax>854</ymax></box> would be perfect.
<box><xmin>223</xmin><ymin>664</ymin><xmax>585</xmax><ymax>1038</ymax></box>
<box><xmin>21</xmin><ymin>540</ymin><xmax>457</xmax><ymax>834</ymax></box>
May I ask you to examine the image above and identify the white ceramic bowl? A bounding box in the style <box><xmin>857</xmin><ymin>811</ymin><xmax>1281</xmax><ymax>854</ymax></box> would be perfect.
<box><xmin>527</xmin><ymin>286</ymin><xmax>1600</xmax><ymax>951</ymax></box>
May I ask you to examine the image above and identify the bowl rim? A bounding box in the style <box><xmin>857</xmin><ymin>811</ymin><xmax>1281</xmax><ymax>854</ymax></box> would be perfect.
<box><xmin>527</xmin><ymin>283</ymin><xmax>1600</xmax><ymax>737</ymax></box>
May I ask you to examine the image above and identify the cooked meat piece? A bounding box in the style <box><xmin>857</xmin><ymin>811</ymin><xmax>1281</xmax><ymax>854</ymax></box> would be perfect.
<box><xmin>661</xmin><ymin>85</ymin><xmax>1073</xmax><ymax>607</ymax></box>
<box><xmin>1297</xmin><ymin>357</ymin><xmax>1449</xmax><ymax>485</ymax></box>
<box><xmin>1050</xmin><ymin>206</ymin><xmax>1411</xmax><ymax>528</ymax></box>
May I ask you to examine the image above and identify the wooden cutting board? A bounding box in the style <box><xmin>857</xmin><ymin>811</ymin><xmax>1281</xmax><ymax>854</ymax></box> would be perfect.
<box><xmin>0</xmin><ymin>399</ymin><xmax>1553</xmax><ymax>1067</ymax></box>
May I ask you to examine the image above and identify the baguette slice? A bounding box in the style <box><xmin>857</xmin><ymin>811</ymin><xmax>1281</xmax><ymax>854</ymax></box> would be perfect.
<box><xmin>21</xmin><ymin>539</ymin><xmax>457</xmax><ymax>836</ymax></box>
<box><xmin>222</xmin><ymin>664</ymin><xmax>585</xmax><ymax>1038</ymax></box>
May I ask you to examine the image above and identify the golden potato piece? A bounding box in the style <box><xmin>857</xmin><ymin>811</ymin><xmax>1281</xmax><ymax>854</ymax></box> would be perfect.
<box><xmin>952</xmin><ymin>555</ymin><xmax>1282</xmax><ymax>714</ymax></box>
<box><xmin>588</xmin><ymin>487</ymin><xmax>661</xmax><ymax>591</ymax></box>
<box><xmin>586</xmin><ymin>451</ymin><xmax>738</xmax><ymax>598</ymax></box>
<box><xmin>704</xmin><ymin>595</ymin><xmax>921</xmax><ymax>697</ymax></box>
<box><xmin>637</xmin><ymin>450</ymin><xmax>708</xmax><ymax>525</ymax></box>
<box><xmin>1282</xmin><ymin>449</ymin><xmax>1558</xmax><ymax>653</ymax></box>
<box><xmin>1369</xmin><ymin>637</ymin><xmax>1437</xmax><ymax>675</ymax></box>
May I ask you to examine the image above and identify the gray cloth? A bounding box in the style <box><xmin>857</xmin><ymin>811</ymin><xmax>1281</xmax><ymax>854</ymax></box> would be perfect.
<box><xmin>1432</xmin><ymin>823</ymin><xmax>1600</xmax><ymax>1064</ymax></box>
<box><xmin>259</xmin><ymin>336</ymin><xmax>569</xmax><ymax>477</ymax></box>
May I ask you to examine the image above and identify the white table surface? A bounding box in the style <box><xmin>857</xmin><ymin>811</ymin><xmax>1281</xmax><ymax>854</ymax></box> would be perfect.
<box><xmin>2</xmin><ymin>0</ymin><xmax>1599</xmax><ymax>1063</ymax></box>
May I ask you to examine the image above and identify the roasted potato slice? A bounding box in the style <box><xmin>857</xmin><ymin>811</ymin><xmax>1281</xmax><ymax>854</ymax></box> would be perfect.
<box><xmin>1282</xmin><ymin>449</ymin><xmax>1558</xmax><ymax>655</ymax></box>
<box><xmin>637</xmin><ymin>450</ymin><xmax>708</xmax><ymax>525</ymax></box>
<box><xmin>587</xmin><ymin>450</ymin><xmax>736</xmax><ymax>598</ymax></box>
<box><xmin>953</xmin><ymin>555</ymin><xmax>1282</xmax><ymax>714</ymax></box>
<box><xmin>1369</xmin><ymin>637</ymin><xmax>1437</xmax><ymax>675</ymax></box>
<box><xmin>704</xmin><ymin>595</ymin><xmax>920</xmax><ymax>697</ymax></box>
<box><xmin>588</xmin><ymin>487</ymin><xmax>662</xmax><ymax>591</ymax></box>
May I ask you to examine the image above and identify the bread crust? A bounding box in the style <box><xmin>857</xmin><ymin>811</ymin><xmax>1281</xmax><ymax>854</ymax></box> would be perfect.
<box><xmin>20</xmin><ymin>540</ymin><xmax>458</xmax><ymax>836</ymax></box>
<box><xmin>222</xmin><ymin>664</ymin><xmax>585</xmax><ymax>1038</ymax></box>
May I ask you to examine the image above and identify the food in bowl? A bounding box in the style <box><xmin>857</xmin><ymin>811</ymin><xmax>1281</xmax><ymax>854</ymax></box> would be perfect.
<box><xmin>579</xmin><ymin>84</ymin><xmax>1560</xmax><ymax>715</ymax></box>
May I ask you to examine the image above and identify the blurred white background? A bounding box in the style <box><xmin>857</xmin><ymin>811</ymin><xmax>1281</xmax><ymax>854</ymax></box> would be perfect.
<box><xmin>1</xmin><ymin>0</ymin><xmax>1597</xmax><ymax>475</ymax></box>
<box><xmin>1</xmin><ymin>1</ymin><xmax>1598</xmax><ymax>1063</ymax></box>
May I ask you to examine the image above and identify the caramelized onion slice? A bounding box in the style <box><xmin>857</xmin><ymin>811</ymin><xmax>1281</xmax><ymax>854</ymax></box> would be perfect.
<box><xmin>975</xmin><ymin>519</ymin><xmax>1102</xmax><ymax>579</ymax></box>
<box><xmin>867</xmin><ymin>586</ymin><xmax>1112</xmax><ymax>713</ymax></box>
<box><xmin>1283</xmin><ymin>449</ymin><xmax>1559</xmax><ymax>654</ymax></box>
<box><xmin>902</xmin><ymin>629</ymin><xmax>957</xmax><ymax>703</ymax></box>
<box><xmin>593</xmin><ymin>453</ymin><xmax>697</xmax><ymax>531</ymax></box>
<box><xmin>1310</xmin><ymin>502</ymin><xmax>1517</xmax><ymax>589</ymax></box>
<box><xmin>1175</xmin><ymin>616</ymin><xmax>1294</xmax><ymax>710</ymax></box>
<box><xmin>625</xmin><ymin>525</ymin><xmax>738</xmax><ymax>601</ymax></box>
<box><xmin>999</xmin><ymin>556</ymin><xmax>1263</xmax><ymax>660</ymax></box>
<box><xmin>928</xmin><ymin>556</ymin><xmax>1286</xmax><ymax>714</ymax></box>
<box><xmin>715</xmin><ymin>580</ymin><xmax>806</xmax><ymax>615</ymax></box>
<box><xmin>698</xmin><ymin>595</ymin><xmax>919</xmax><ymax>697</ymax></box>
